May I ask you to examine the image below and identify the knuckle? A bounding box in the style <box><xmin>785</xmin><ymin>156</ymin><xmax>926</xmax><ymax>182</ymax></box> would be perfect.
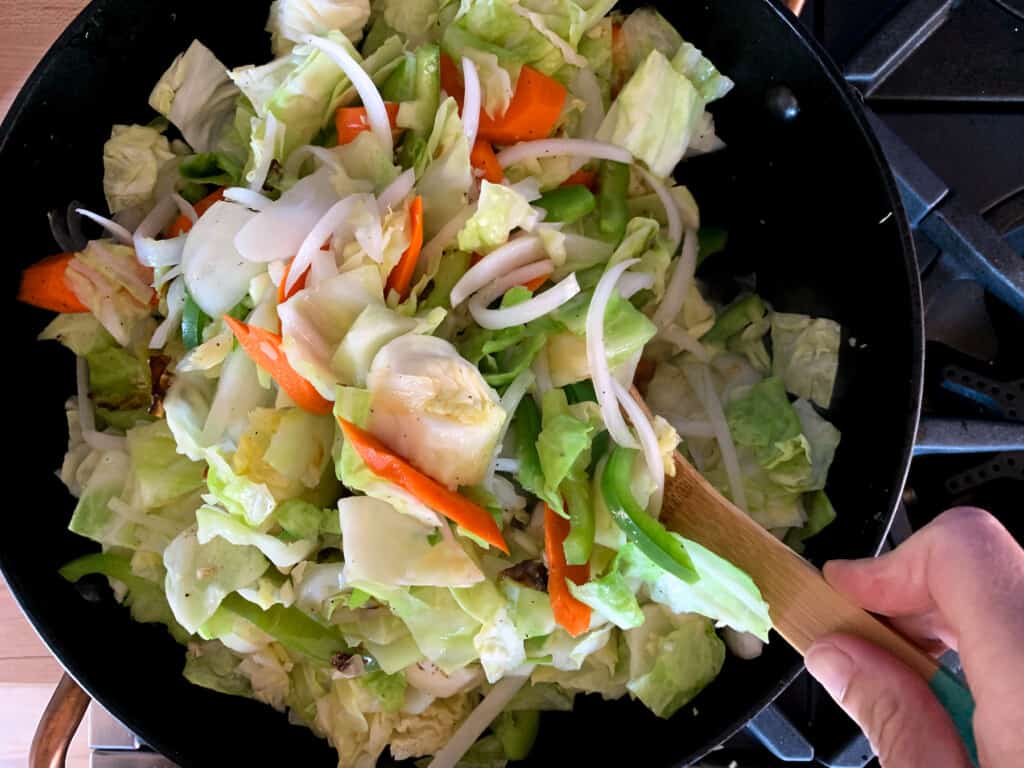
<box><xmin>935</xmin><ymin>507</ymin><xmax>1008</xmax><ymax>552</ymax></box>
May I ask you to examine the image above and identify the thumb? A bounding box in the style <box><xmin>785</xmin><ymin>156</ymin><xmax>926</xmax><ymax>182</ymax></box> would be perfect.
<box><xmin>805</xmin><ymin>634</ymin><xmax>972</xmax><ymax>768</ymax></box>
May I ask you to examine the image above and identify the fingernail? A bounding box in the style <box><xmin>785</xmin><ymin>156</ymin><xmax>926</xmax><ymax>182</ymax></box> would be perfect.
<box><xmin>805</xmin><ymin>643</ymin><xmax>855</xmax><ymax>699</ymax></box>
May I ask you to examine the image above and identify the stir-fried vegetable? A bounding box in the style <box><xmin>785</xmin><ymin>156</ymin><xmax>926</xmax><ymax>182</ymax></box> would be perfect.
<box><xmin>26</xmin><ymin>4</ymin><xmax>850</xmax><ymax>766</ymax></box>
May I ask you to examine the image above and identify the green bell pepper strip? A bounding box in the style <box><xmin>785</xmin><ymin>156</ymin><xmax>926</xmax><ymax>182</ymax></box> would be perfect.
<box><xmin>701</xmin><ymin>293</ymin><xmax>766</xmax><ymax>346</ymax></box>
<box><xmin>601</xmin><ymin>446</ymin><xmax>698</xmax><ymax>583</ymax></box>
<box><xmin>561</xmin><ymin>471</ymin><xmax>594</xmax><ymax>566</ymax></box>
<box><xmin>697</xmin><ymin>227</ymin><xmax>728</xmax><ymax>265</ymax></box>
<box><xmin>597</xmin><ymin>160</ymin><xmax>630</xmax><ymax>244</ymax></box>
<box><xmin>534</xmin><ymin>185</ymin><xmax>597</xmax><ymax>224</ymax></box>
<box><xmin>380</xmin><ymin>53</ymin><xmax>418</xmax><ymax>102</ymax></box>
<box><xmin>513</xmin><ymin>396</ymin><xmax>557</xmax><ymax>512</ymax></box>
<box><xmin>60</xmin><ymin>552</ymin><xmax>152</xmax><ymax>591</ymax></box>
<box><xmin>493</xmin><ymin>710</ymin><xmax>540</xmax><ymax>761</ymax></box>
<box><xmin>220</xmin><ymin>593</ymin><xmax>350</xmax><ymax>663</ymax></box>
<box><xmin>180</xmin><ymin>293</ymin><xmax>209</xmax><ymax>350</ymax></box>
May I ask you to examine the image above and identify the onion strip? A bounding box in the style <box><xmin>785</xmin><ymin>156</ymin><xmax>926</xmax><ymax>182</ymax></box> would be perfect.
<box><xmin>636</xmin><ymin>167</ymin><xmax>682</xmax><ymax>251</ymax></box>
<box><xmin>496</xmin><ymin>139</ymin><xmax>632</xmax><ymax>168</ymax></box>
<box><xmin>461</xmin><ymin>57</ymin><xmax>481</xmax><ymax>149</ymax></box>
<box><xmin>171</xmin><ymin>193</ymin><xmax>198</xmax><ymax>224</ymax></box>
<box><xmin>75</xmin><ymin>208</ymin><xmax>132</xmax><ymax>244</ymax></box>
<box><xmin>587</xmin><ymin>259</ymin><xmax>641</xmax><ymax>449</ymax></box>
<box><xmin>76</xmin><ymin>356</ymin><xmax>95</xmax><ymax>435</ymax></box>
<box><xmin>149</xmin><ymin>276</ymin><xmax>187</xmax><ymax>349</ymax></box>
<box><xmin>418</xmin><ymin>204</ymin><xmax>475</xmax><ymax>273</ymax></box>
<box><xmin>468</xmin><ymin>262</ymin><xmax>574</xmax><ymax>330</ymax></box>
<box><xmin>652</xmin><ymin>228</ymin><xmax>698</xmax><ymax>330</ymax></box>
<box><xmin>377</xmin><ymin>169</ymin><xmax>415</xmax><ymax>214</ymax></box>
<box><xmin>428</xmin><ymin>673</ymin><xmax>533</xmax><ymax>768</ymax></box>
<box><xmin>684</xmin><ymin>364</ymin><xmax>748</xmax><ymax>511</ymax></box>
<box><xmin>224</xmin><ymin>187</ymin><xmax>272</xmax><ymax>211</ymax></box>
<box><xmin>486</xmin><ymin>368</ymin><xmax>536</xmax><ymax>485</ymax></box>
<box><xmin>660</xmin><ymin>323</ymin><xmax>710</xmax><ymax>362</ymax></box>
<box><xmin>617</xmin><ymin>379</ymin><xmax>665</xmax><ymax>513</ymax></box>
<box><xmin>450</xmin><ymin>236</ymin><xmax>545</xmax><ymax>306</ymax></box>
<box><xmin>288</xmin><ymin>194</ymin><xmax>372</xmax><ymax>293</ymax></box>
<box><xmin>304</xmin><ymin>35</ymin><xmax>393</xmax><ymax>155</ymax></box>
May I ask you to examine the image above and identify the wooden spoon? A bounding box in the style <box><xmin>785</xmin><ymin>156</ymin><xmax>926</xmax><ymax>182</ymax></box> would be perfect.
<box><xmin>632</xmin><ymin>389</ymin><xmax>979</xmax><ymax>762</ymax></box>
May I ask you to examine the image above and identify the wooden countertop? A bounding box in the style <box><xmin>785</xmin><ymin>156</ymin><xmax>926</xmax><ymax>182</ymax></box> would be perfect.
<box><xmin>2</xmin><ymin>2</ymin><xmax>91</xmax><ymax>764</ymax></box>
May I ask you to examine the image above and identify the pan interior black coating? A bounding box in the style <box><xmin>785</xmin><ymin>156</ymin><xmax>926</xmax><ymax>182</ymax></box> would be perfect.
<box><xmin>0</xmin><ymin>1</ymin><xmax>921</xmax><ymax>766</ymax></box>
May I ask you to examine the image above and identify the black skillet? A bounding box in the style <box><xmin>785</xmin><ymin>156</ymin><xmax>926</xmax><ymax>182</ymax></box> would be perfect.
<box><xmin>0</xmin><ymin>0</ymin><xmax>922</xmax><ymax>765</ymax></box>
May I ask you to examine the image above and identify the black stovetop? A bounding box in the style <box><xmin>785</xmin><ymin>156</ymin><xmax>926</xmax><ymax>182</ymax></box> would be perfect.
<box><xmin>701</xmin><ymin>2</ymin><xmax>1024</xmax><ymax>766</ymax></box>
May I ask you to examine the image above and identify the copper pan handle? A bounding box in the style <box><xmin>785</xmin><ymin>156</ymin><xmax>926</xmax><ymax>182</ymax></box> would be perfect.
<box><xmin>30</xmin><ymin>673</ymin><xmax>91</xmax><ymax>768</ymax></box>
<box><xmin>786</xmin><ymin>0</ymin><xmax>807</xmax><ymax>14</ymax></box>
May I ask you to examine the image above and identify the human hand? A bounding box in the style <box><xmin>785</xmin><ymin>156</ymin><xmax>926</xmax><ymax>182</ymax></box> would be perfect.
<box><xmin>804</xmin><ymin>507</ymin><xmax>1024</xmax><ymax>767</ymax></box>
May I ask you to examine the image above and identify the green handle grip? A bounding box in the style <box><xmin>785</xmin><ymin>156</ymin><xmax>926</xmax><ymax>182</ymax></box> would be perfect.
<box><xmin>928</xmin><ymin>665</ymin><xmax>978</xmax><ymax>766</ymax></box>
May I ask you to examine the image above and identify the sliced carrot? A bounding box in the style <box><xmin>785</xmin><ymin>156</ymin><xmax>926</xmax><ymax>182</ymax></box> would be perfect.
<box><xmin>278</xmin><ymin>257</ymin><xmax>310</xmax><ymax>305</ymax></box>
<box><xmin>338</xmin><ymin>418</ymin><xmax>510</xmax><ymax>554</ymax></box>
<box><xmin>384</xmin><ymin>196</ymin><xmax>424</xmax><ymax>301</ymax></box>
<box><xmin>442</xmin><ymin>59</ymin><xmax>566</xmax><ymax>145</ymax></box>
<box><xmin>477</xmin><ymin>66</ymin><xmax>567</xmax><ymax>145</ymax></box>
<box><xmin>544</xmin><ymin>504</ymin><xmax>591</xmax><ymax>637</ymax></box>
<box><xmin>470</xmin><ymin>252</ymin><xmax>484</xmax><ymax>267</ymax></box>
<box><xmin>17</xmin><ymin>252</ymin><xmax>89</xmax><ymax>313</ymax></box>
<box><xmin>522</xmin><ymin>273</ymin><xmax>551</xmax><ymax>293</ymax></box>
<box><xmin>440</xmin><ymin>53</ymin><xmax>464</xmax><ymax>99</ymax></box>
<box><xmin>167</xmin><ymin>188</ymin><xmax>226</xmax><ymax>238</ymax></box>
<box><xmin>223</xmin><ymin>316</ymin><xmax>332</xmax><ymax>415</ymax></box>
<box><xmin>562</xmin><ymin>169</ymin><xmax>598</xmax><ymax>191</ymax></box>
<box><xmin>471</xmin><ymin>139</ymin><xmax>505</xmax><ymax>183</ymax></box>
<box><xmin>335</xmin><ymin>103</ymin><xmax>401</xmax><ymax>145</ymax></box>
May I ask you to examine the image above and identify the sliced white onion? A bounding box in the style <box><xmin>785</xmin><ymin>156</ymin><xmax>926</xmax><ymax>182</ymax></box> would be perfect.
<box><xmin>532</xmin><ymin>349</ymin><xmax>553</xmax><ymax>398</ymax></box>
<box><xmin>133</xmin><ymin>196</ymin><xmax>177</xmax><ymax>241</ymax></box>
<box><xmin>303</xmin><ymin>35</ymin><xmax>392</xmax><ymax>155</ymax></box>
<box><xmin>618</xmin><ymin>271</ymin><xmax>655</xmax><ymax>300</ymax></box>
<box><xmin>282</xmin><ymin>145</ymin><xmax>344</xmax><ymax>178</ymax></box>
<box><xmin>493</xmin><ymin>458</ymin><xmax>520</xmax><ymax>474</ymax></box>
<box><xmin>661</xmin><ymin>323</ymin><xmax>710</xmax><ymax>362</ymax></box>
<box><xmin>83</xmin><ymin>430</ymin><xmax>128</xmax><ymax>452</ymax></box>
<box><xmin>571</xmin><ymin>68</ymin><xmax>605</xmax><ymax>141</ymax></box>
<box><xmin>418</xmin><ymin>204</ymin><xmax>475</xmax><ymax>273</ymax></box>
<box><xmin>276</xmin><ymin>299</ymin><xmax>333</xmax><ymax>363</ymax></box>
<box><xmin>450</xmin><ymin>236</ymin><xmax>545</xmax><ymax>307</ymax></box>
<box><xmin>469</xmin><ymin>263</ymin><xmax>575</xmax><ymax>330</ymax></box>
<box><xmin>76</xmin><ymin>356</ymin><xmax>95</xmax><ymax>435</ymax></box>
<box><xmin>684</xmin><ymin>364</ymin><xmax>748</xmax><ymax>511</ymax></box>
<box><xmin>135</xmin><ymin>236</ymin><xmax>187</xmax><ymax>268</ymax></box>
<box><xmin>48</xmin><ymin>209</ymin><xmax>77</xmax><ymax>253</ymax></box>
<box><xmin>486</xmin><ymin>368</ymin><xmax>535</xmax><ymax>485</ymax></box>
<box><xmin>150</xmin><ymin>276</ymin><xmax>187</xmax><ymax>349</ymax></box>
<box><xmin>652</xmin><ymin>228</ymin><xmax>698</xmax><ymax>330</ymax></box>
<box><xmin>75</xmin><ymin>208</ymin><xmax>132</xmax><ymax>244</ymax></box>
<box><xmin>461</xmin><ymin>57</ymin><xmax>481</xmax><ymax>149</ymax></box>
<box><xmin>307</xmin><ymin>246</ymin><xmax>338</xmax><ymax>289</ymax></box>
<box><xmin>155</xmin><ymin>264</ymin><xmax>183</xmax><ymax>289</ymax></box>
<box><xmin>66</xmin><ymin>201</ymin><xmax>87</xmax><ymax>250</ymax></box>
<box><xmin>224</xmin><ymin>187</ymin><xmax>272</xmax><ymax>212</ymax></box>
<box><xmin>497</xmin><ymin>139</ymin><xmax>632</xmax><ymax>169</ymax></box>
<box><xmin>471</xmin><ymin>261</ymin><xmax>554</xmax><ymax>307</ymax></box>
<box><xmin>171</xmin><ymin>193</ymin><xmax>198</xmax><ymax>224</ymax></box>
<box><xmin>637</xmin><ymin>167</ymin><xmax>682</xmax><ymax>251</ymax></box>
<box><xmin>132</xmin><ymin>197</ymin><xmax>183</xmax><ymax>267</ymax></box>
<box><xmin>428</xmin><ymin>672</ymin><xmax>533</xmax><ymax>768</ymax></box>
<box><xmin>377</xmin><ymin>169</ymin><xmax>416</xmax><ymax>214</ymax></box>
<box><xmin>588</xmin><ymin>260</ymin><xmax>641</xmax><ymax>449</ymax></box>
<box><xmin>617</xmin><ymin>380</ymin><xmax>665</xmax><ymax>513</ymax></box>
<box><xmin>288</xmin><ymin>194</ymin><xmax>373</xmax><ymax>293</ymax></box>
